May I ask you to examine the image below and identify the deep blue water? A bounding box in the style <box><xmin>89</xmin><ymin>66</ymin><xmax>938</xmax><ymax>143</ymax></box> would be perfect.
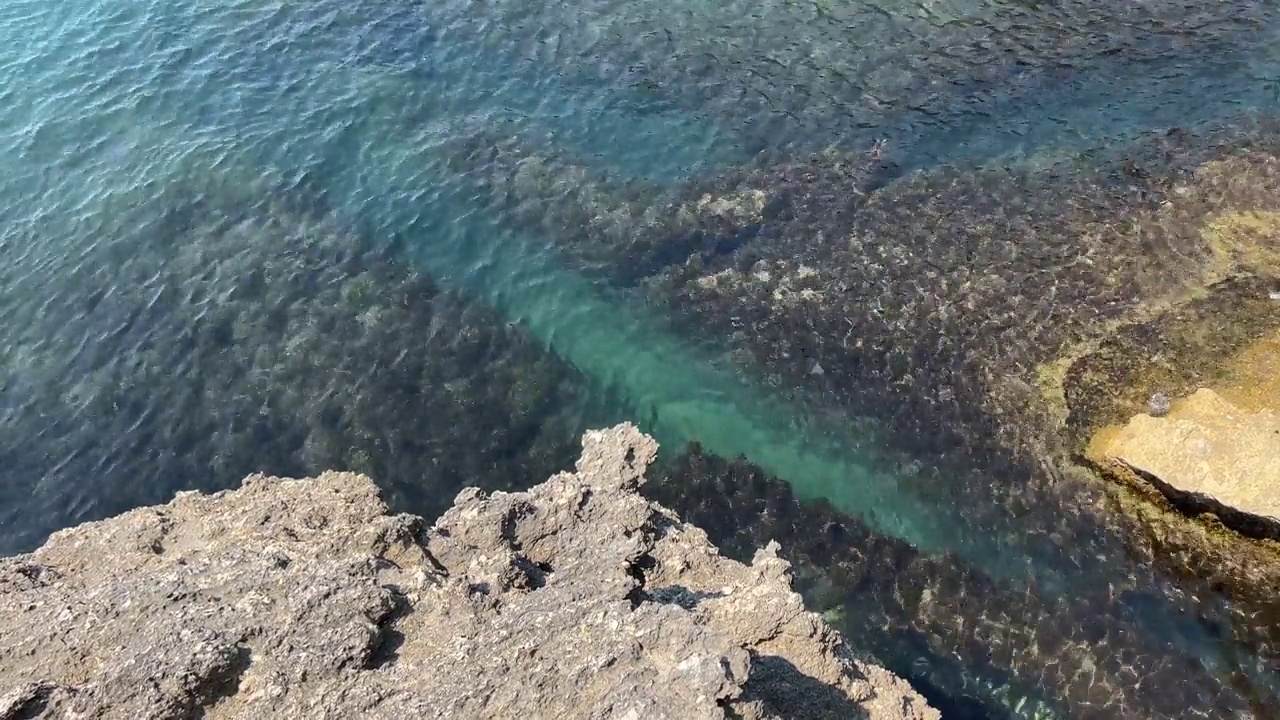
<box><xmin>2</xmin><ymin>0</ymin><xmax>1279</xmax><ymax>716</ymax></box>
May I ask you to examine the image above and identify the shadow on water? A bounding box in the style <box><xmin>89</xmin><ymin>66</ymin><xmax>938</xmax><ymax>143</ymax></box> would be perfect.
<box><xmin>1</xmin><ymin>0</ymin><xmax>1279</xmax><ymax>716</ymax></box>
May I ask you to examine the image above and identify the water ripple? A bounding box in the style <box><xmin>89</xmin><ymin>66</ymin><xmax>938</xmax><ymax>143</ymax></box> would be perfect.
<box><xmin>2</xmin><ymin>0</ymin><xmax>1279</xmax><ymax>714</ymax></box>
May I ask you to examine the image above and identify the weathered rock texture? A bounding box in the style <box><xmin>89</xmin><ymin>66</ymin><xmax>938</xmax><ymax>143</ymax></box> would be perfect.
<box><xmin>0</xmin><ymin>424</ymin><xmax>936</xmax><ymax>720</ymax></box>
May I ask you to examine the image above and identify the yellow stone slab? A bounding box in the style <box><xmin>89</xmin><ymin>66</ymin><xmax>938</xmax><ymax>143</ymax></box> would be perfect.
<box><xmin>1101</xmin><ymin>388</ymin><xmax>1280</xmax><ymax>537</ymax></box>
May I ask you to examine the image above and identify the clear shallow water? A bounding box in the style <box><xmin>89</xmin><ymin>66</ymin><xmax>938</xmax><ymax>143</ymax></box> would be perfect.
<box><xmin>1</xmin><ymin>0</ymin><xmax>1279</xmax><ymax>715</ymax></box>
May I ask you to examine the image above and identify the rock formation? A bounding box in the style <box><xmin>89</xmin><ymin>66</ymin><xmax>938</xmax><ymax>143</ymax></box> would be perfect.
<box><xmin>0</xmin><ymin>424</ymin><xmax>936</xmax><ymax>720</ymax></box>
<box><xmin>1095</xmin><ymin>388</ymin><xmax>1280</xmax><ymax>540</ymax></box>
<box><xmin>445</xmin><ymin>115</ymin><xmax>1280</xmax><ymax>674</ymax></box>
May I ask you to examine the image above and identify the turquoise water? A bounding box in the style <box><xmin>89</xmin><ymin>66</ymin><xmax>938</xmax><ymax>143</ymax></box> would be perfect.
<box><xmin>0</xmin><ymin>0</ymin><xmax>966</xmax><ymax>556</ymax></box>
<box><xmin>2</xmin><ymin>0</ymin><xmax>1280</xmax><ymax>715</ymax></box>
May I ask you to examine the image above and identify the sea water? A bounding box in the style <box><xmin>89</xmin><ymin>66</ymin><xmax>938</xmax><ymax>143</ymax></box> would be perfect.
<box><xmin>1</xmin><ymin>0</ymin><xmax>1278</xmax><ymax>714</ymax></box>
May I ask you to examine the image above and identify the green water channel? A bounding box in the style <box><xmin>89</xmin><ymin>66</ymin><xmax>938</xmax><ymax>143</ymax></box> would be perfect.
<box><xmin>351</xmin><ymin>109</ymin><xmax>974</xmax><ymax>562</ymax></box>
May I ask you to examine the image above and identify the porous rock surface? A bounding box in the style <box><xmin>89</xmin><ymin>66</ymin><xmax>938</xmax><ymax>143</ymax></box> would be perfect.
<box><xmin>0</xmin><ymin>424</ymin><xmax>936</xmax><ymax>720</ymax></box>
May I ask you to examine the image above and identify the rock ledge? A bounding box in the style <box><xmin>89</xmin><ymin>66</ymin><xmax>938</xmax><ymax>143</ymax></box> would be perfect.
<box><xmin>0</xmin><ymin>423</ymin><xmax>936</xmax><ymax>720</ymax></box>
<box><xmin>1098</xmin><ymin>388</ymin><xmax>1280</xmax><ymax>540</ymax></box>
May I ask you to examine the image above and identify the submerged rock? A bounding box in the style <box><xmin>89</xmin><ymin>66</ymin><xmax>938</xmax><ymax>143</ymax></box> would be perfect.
<box><xmin>645</xmin><ymin>444</ymin><xmax>1276</xmax><ymax>720</ymax></box>
<box><xmin>0</xmin><ymin>424</ymin><xmax>936</xmax><ymax>720</ymax></box>
<box><xmin>446</xmin><ymin>128</ymin><xmax>895</xmax><ymax>286</ymax></box>
<box><xmin>0</xmin><ymin>165</ymin><xmax>587</xmax><ymax>556</ymax></box>
<box><xmin>438</xmin><ymin>113</ymin><xmax>1280</xmax><ymax>682</ymax></box>
<box><xmin>1096</xmin><ymin>388</ymin><xmax>1280</xmax><ymax>540</ymax></box>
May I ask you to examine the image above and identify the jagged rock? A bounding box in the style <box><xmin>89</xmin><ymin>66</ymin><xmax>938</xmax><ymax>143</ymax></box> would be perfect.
<box><xmin>1099</xmin><ymin>388</ymin><xmax>1280</xmax><ymax>540</ymax></box>
<box><xmin>0</xmin><ymin>424</ymin><xmax>936</xmax><ymax>720</ymax></box>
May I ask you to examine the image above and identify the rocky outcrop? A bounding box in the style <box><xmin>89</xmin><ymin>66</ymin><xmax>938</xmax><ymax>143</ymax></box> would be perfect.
<box><xmin>0</xmin><ymin>424</ymin><xmax>936</xmax><ymax>720</ymax></box>
<box><xmin>1094</xmin><ymin>388</ymin><xmax>1280</xmax><ymax>540</ymax></box>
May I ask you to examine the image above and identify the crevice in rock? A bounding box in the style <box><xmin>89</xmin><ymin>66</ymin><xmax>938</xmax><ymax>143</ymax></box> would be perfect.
<box><xmin>0</xmin><ymin>682</ymin><xmax>57</xmax><ymax>720</ymax></box>
<box><xmin>624</xmin><ymin>553</ymin><xmax>658</xmax><ymax>609</ymax></box>
<box><xmin>511</xmin><ymin>557</ymin><xmax>553</xmax><ymax>591</ymax></box>
<box><xmin>646</xmin><ymin>585</ymin><xmax>726</xmax><ymax>610</ymax></box>
<box><xmin>9</xmin><ymin>563</ymin><xmax>56</xmax><ymax>590</ymax></box>
<box><xmin>739</xmin><ymin>653</ymin><xmax>872</xmax><ymax>720</ymax></box>
<box><xmin>498</xmin><ymin>500</ymin><xmax>538</xmax><ymax>552</ymax></box>
<box><xmin>364</xmin><ymin>592</ymin><xmax>412</xmax><ymax>670</ymax></box>
<box><xmin>190</xmin><ymin>645</ymin><xmax>251</xmax><ymax>719</ymax></box>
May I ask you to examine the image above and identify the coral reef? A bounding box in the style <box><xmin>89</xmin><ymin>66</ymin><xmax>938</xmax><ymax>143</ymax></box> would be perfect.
<box><xmin>0</xmin><ymin>424</ymin><xmax>936</xmax><ymax>720</ymax></box>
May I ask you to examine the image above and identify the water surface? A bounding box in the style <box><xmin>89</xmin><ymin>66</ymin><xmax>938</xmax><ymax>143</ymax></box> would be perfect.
<box><xmin>2</xmin><ymin>0</ymin><xmax>1279</xmax><ymax>716</ymax></box>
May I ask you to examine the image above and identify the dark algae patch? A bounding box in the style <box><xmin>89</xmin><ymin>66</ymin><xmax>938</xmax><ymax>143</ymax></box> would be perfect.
<box><xmin>0</xmin><ymin>167</ymin><xmax>589</xmax><ymax>556</ymax></box>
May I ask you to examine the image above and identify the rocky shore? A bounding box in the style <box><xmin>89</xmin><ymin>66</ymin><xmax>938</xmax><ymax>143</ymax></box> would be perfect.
<box><xmin>450</xmin><ymin>114</ymin><xmax>1280</xmax><ymax>678</ymax></box>
<box><xmin>0</xmin><ymin>424</ymin><xmax>936</xmax><ymax>720</ymax></box>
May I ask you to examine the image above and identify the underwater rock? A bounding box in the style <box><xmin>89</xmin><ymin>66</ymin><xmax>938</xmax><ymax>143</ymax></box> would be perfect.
<box><xmin>663</xmin><ymin>122</ymin><xmax>1280</xmax><ymax>521</ymax></box>
<box><xmin>1064</xmin><ymin>285</ymin><xmax>1280</xmax><ymax>657</ymax></box>
<box><xmin>670</xmin><ymin>131</ymin><xmax>1280</xmax><ymax>457</ymax></box>
<box><xmin>442</xmin><ymin>113</ymin><xmax>1280</xmax><ymax>693</ymax></box>
<box><xmin>660</xmin><ymin>120</ymin><xmax>1280</xmax><ymax>665</ymax></box>
<box><xmin>0</xmin><ymin>424</ymin><xmax>937</xmax><ymax>720</ymax></box>
<box><xmin>456</xmin><ymin>118</ymin><xmax>1280</xmax><ymax>482</ymax></box>
<box><xmin>448</xmin><ymin>128</ymin><xmax>896</xmax><ymax>285</ymax></box>
<box><xmin>1097</xmin><ymin>388</ymin><xmax>1280</xmax><ymax>540</ymax></box>
<box><xmin>644</xmin><ymin>444</ymin><xmax>1276</xmax><ymax>720</ymax></box>
<box><xmin>0</xmin><ymin>167</ymin><xmax>587</xmax><ymax>555</ymax></box>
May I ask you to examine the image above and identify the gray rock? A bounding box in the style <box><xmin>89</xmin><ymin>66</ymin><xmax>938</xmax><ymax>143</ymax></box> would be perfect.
<box><xmin>0</xmin><ymin>424</ymin><xmax>936</xmax><ymax>720</ymax></box>
<box><xmin>1147</xmin><ymin>391</ymin><xmax>1172</xmax><ymax>418</ymax></box>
